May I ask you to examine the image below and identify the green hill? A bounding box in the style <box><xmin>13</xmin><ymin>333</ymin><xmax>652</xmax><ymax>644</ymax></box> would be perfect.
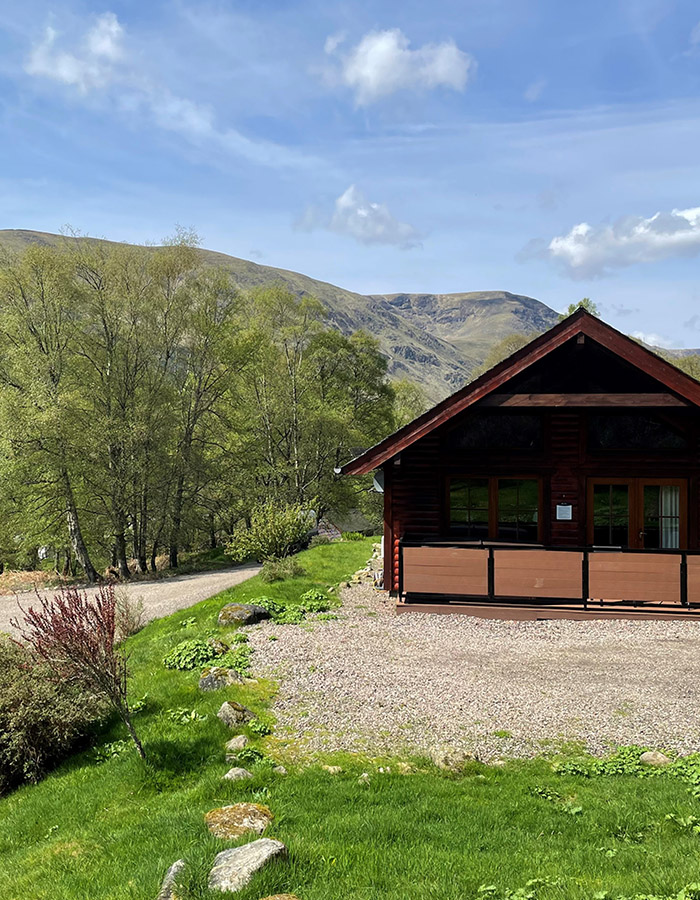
<box><xmin>0</xmin><ymin>229</ymin><xmax>560</xmax><ymax>400</ymax></box>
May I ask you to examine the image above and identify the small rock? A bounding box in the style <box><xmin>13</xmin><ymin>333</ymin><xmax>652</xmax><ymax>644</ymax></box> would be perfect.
<box><xmin>358</xmin><ymin>772</ymin><xmax>370</xmax><ymax>784</ymax></box>
<box><xmin>259</xmin><ymin>895</ymin><xmax>301</xmax><ymax>900</ymax></box>
<box><xmin>225</xmin><ymin>734</ymin><xmax>249</xmax><ymax>752</ymax></box>
<box><xmin>222</xmin><ymin>767</ymin><xmax>253</xmax><ymax>781</ymax></box>
<box><xmin>259</xmin><ymin>896</ymin><xmax>301</xmax><ymax>900</ymax></box>
<box><xmin>199</xmin><ymin>667</ymin><xmax>243</xmax><ymax>692</ymax></box>
<box><xmin>273</xmin><ymin>765</ymin><xmax>288</xmax><ymax>775</ymax></box>
<box><xmin>321</xmin><ymin>764</ymin><xmax>342</xmax><ymax>775</ymax></box>
<box><xmin>205</xmin><ymin>803</ymin><xmax>274</xmax><ymax>839</ymax></box>
<box><xmin>492</xmin><ymin>759</ymin><xmax>507</xmax><ymax>768</ymax></box>
<box><xmin>218</xmin><ymin>603</ymin><xmax>270</xmax><ymax>627</ymax></box>
<box><xmin>207</xmin><ymin>637</ymin><xmax>229</xmax><ymax>656</ymax></box>
<box><xmin>640</xmin><ymin>750</ymin><xmax>672</xmax><ymax>767</ymax></box>
<box><xmin>208</xmin><ymin>838</ymin><xmax>287</xmax><ymax>893</ymax></box>
<box><xmin>157</xmin><ymin>859</ymin><xmax>185</xmax><ymax>900</ymax></box>
<box><xmin>217</xmin><ymin>701</ymin><xmax>254</xmax><ymax>728</ymax></box>
<box><xmin>430</xmin><ymin>747</ymin><xmax>474</xmax><ymax>771</ymax></box>
<box><xmin>378</xmin><ymin>766</ymin><xmax>391</xmax><ymax>774</ymax></box>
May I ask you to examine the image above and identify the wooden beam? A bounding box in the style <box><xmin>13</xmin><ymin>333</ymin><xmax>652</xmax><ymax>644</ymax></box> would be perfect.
<box><xmin>480</xmin><ymin>392</ymin><xmax>689</xmax><ymax>408</ymax></box>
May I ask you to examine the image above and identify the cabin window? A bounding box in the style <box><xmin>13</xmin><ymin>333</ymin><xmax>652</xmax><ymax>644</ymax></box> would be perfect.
<box><xmin>446</xmin><ymin>413</ymin><xmax>542</xmax><ymax>450</ymax></box>
<box><xmin>449</xmin><ymin>478</ymin><xmax>490</xmax><ymax>539</ymax></box>
<box><xmin>588</xmin><ymin>414</ymin><xmax>688</xmax><ymax>450</ymax></box>
<box><xmin>592</xmin><ymin>483</ymin><xmax>630</xmax><ymax>546</ymax></box>
<box><xmin>497</xmin><ymin>479</ymin><xmax>539</xmax><ymax>543</ymax></box>
<box><xmin>448</xmin><ymin>476</ymin><xmax>541</xmax><ymax>543</ymax></box>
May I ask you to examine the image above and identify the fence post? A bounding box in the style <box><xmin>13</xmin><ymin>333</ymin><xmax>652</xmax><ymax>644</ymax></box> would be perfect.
<box><xmin>488</xmin><ymin>547</ymin><xmax>495</xmax><ymax>602</ymax></box>
<box><xmin>681</xmin><ymin>552</ymin><xmax>688</xmax><ymax>608</ymax></box>
<box><xmin>582</xmin><ymin>549</ymin><xmax>589</xmax><ymax>610</ymax></box>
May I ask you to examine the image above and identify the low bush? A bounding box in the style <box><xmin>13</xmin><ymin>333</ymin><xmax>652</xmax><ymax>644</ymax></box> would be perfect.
<box><xmin>342</xmin><ymin>531</ymin><xmax>366</xmax><ymax>541</ymax></box>
<box><xmin>309</xmin><ymin>533</ymin><xmax>332</xmax><ymax>547</ymax></box>
<box><xmin>218</xmin><ymin>644</ymin><xmax>253</xmax><ymax>676</ymax></box>
<box><xmin>0</xmin><ymin>638</ymin><xmax>105</xmax><ymax>792</ymax></box>
<box><xmin>162</xmin><ymin>638</ymin><xmax>227</xmax><ymax>671</ymax></box>
<box><xmin>260</xmin><ymin>556</ymin><xmax>307</xmax><ymax>583</ymax></box>
<box><xmin>299</xmin><ymin>589</ymin><xmax>331</xmax><ymax>612</ymax></box>
<box><xmin>226</xmin><ymin>502</ymin><xmax>313</xmax><ymax>563</ymax></box>
<box><xmin>115</xmin><ymin>590</ymin><xmax>145</xmax><ymax>640</ymax></box>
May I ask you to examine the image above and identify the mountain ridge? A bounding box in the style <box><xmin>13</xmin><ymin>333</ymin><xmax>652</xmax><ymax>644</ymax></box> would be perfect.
<box><xmin>0</xmin><ymin>229</ymin><xmax>567</xmax><ymax>399</ymax></box>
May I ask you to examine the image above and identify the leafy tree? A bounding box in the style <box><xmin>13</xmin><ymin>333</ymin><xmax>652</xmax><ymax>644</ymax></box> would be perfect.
<box><xmin>558</xmin><ymin>297</ymin><xmax>600</xmax><ymax>321</ymax></box>
<box><xmin>470</xmin><ymin>333</ymin><xmax>535</xmax><ymax>380</ymax></box>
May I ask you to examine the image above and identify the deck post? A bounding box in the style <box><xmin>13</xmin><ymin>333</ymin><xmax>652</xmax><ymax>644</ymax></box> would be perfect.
<box><xmin>488</xmin><ymin>546</ymin><xmax>495</xmax><ymax>601</ymax></box>
<box><xmin>582</xmin><ymin>549</ymin><xmax>589</xmax><ymax>610</ymax></box>
<box><xmin>681</xmin><ymin>552</ymin><xmax>688</xmax><ymax>607</ymax></box>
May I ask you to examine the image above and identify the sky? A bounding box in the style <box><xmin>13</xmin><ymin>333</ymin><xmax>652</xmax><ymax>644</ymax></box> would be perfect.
<box><xmin>1</xmin><ymin>0</ymin><xmax>700</xmax><ymax>347</ymax></box>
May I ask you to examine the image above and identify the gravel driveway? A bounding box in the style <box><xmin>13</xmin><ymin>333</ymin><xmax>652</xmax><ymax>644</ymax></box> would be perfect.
<box><xmin>0</xmin><ymin>565</ymin><xmax>260</xmax><ymax>637</ymax></box>
<box><xmin>248</xmin><ymin>583</ymin><xmax>700</xmax><ymax>760</ymax></box>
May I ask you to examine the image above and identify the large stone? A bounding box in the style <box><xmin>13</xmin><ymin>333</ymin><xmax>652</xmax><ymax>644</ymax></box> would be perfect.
<box><xmin>205</xmin><ymin>802</ymin><xmax>274</xmax><ymax>839</ymax></box>
<box><xmin>225</xmin><ymin>734</ymin><xmax>249</xmax><ymax>753</ymax></box>
<box><xmin>217</xmin><ymin>701</ymin><xmax>254</xmax><ymax>728</ymax></box>
<box><xmin>208</xmin><ymin>839</ymin><xmax>287</xmax><ymax>893</ymax></box>
<box><xmin>640</xmin><ymin>750</ymin><xmax>672</xmax><ymax>767</ymax></box>
<box><xmin>199</xmin><ymin>667</ymin><xmax>243</xmax><ymax>692</ymax></box>
<box><xmin>218</xmin><ymin>603</ymin><xmax>270</xmax><ymax>627</ymax></box>
<box><xmin>156</xmin><ymin>859</ymin><xmax>185</xmax><ymax>900</ymax></box>
<box><xmin>222</xmin><ymin>767</ymin><xmax>254</xmax><ymax>782</ymax></box>
<box><xmin>430</xmin><ymin>746</ymin><xmax>474</xmax><ymax>771</ymax></box>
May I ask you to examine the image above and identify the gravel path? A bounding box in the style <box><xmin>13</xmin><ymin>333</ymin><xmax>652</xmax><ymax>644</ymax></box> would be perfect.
<box><xmin>0</xmin><ymin>565</ymin><xmax>260</xmax><ymax>637</ymax></box>
<box><xmin>247</xmin><ymin>581</ymin><xmax>700</xmax><ymax>760</ymax></box>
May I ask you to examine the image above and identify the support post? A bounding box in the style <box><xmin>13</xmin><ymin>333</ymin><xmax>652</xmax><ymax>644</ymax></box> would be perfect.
<box><xmin>582</xmin><ymin>549</ymin><xmax>589</xmax><ymax>610</ymax></box>
<box><xmin>488</xmin><ymin>547</ymin><xmax>495</xmax><ymax>602</ymax></box>
<box><xmin>681</xmin><ymin>552</ymin><xmax>688</xmax><ymax>608</ymax></box>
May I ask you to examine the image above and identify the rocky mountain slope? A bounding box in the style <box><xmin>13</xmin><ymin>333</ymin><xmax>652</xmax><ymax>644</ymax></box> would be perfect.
<box><xmin>0</xmin><ymin>229</ymin><xmax>560</xmax><ymax>400</ymax></box>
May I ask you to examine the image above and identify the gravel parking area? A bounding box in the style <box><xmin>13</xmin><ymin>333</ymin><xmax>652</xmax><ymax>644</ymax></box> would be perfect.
<box><xmin>248</xmin><ymin>582</ymin><xmax>700</xmax><ymax>760</ymax></box>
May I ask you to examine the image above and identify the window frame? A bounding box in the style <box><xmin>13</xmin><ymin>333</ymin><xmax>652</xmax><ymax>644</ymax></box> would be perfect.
<box><xmin>446</xmin><ymin>475</ymin><xmax>543</xmax><ymax>544</ymax></box>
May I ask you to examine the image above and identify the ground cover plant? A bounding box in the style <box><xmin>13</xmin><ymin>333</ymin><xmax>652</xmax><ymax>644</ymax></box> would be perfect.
<box><xmin>2</xmin><ymin>540</ymin><xmax>700</xmax><ymax>899</ymax></box>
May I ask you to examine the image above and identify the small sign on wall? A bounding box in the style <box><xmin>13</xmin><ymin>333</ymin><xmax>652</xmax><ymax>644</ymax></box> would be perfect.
<box><xmin>556</xmin><ymin>503</ymin><xmax>573</xmax><ymax>521</ymax></box>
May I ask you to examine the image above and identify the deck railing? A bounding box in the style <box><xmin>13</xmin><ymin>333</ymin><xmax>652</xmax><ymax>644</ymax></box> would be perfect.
<box><xmin>399</xmin><ymin>540</ymin><xmax>700</xmax><ymax>611</ymax></box>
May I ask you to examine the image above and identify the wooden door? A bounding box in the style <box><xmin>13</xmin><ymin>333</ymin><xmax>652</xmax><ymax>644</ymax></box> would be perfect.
<box><xmin>587</xmin><ymin>478</ymin><xmax>687</xmax><ymax>549</ymax></box>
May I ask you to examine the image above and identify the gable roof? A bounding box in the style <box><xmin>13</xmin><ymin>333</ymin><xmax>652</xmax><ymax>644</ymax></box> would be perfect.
<box><xmin>342</xmin><ymin>308</ymin><xmax>700</xmax><ymax>475</ymax></box>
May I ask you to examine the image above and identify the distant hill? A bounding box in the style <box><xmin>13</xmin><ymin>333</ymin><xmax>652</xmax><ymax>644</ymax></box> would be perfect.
<box><xmin>0</xmin><ymin>230</ymin><xmax>575</xmax><ymax>399</ymax></box>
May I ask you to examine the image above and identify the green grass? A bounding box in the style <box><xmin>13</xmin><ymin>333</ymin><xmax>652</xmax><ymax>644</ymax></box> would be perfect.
<box><xmin>2</xmin><ymin>537</ymin><xmax>700</xmax><ymax>899</ymax></box>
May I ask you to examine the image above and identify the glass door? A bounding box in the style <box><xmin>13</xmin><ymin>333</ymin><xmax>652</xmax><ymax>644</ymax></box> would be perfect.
<box><xmin>588</xmin><ymin>478</ymin><xmax>687</xmax><ymax>549</ymax></box>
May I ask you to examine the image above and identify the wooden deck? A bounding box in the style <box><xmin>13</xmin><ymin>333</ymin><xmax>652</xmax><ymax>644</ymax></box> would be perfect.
<box><xmin>396</xmin><ymin>599</ymin><xmax>700</xmax><ymax>621</ymax></box>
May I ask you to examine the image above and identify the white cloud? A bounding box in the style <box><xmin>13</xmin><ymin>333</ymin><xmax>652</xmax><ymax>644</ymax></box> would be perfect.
<box><xmin>324</xmin><ymin>31</ymin><xmax>346</xmax><ymax>56</ymax></box>
<box><xmin>524</xmin><ymin>77</ymin><xmax>546</xmax><ymax>103</ymax></box>
<box><xmin>526</xmin><ymin>206</ymin><xmax>700</xmax><ymax>278</ymax></box>
<box><xmin>25</xmin><ymin>13</ymin><xmax>124</xmax><ymax>93</ymax></box>
<box><xmin>296</xmin><ymin>185</ymin><xmax>422</xmax><ymax>248</ymax></box>
<box><xmin>24</xmin><ymin>12</ymin><xmax>318</xmax><ymax>170</ymax></box>
<box><xmin>631</xmin><ymin>330</ymin><xmax>674</xmax><ymax>349</ymax></box>
<box><xmin>328</xmin><ymin>28</ymin><xmax>475</xmax><ymax>106</ymax></box>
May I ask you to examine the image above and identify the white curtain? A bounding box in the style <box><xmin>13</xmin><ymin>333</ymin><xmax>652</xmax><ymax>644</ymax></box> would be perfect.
<box><xmin>661</xmin><ymin>485</ymin><xmax>680</xmax><ymax>548</ymax></box>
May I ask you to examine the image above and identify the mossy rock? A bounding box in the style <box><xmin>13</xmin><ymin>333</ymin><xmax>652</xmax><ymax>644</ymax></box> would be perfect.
<box><xmin>205</xmin><ymin>802</ymin><xmax>274</xmax><ymax>839</ymax></box>
<box><xmin>217</xmin><ymin>603</ymin><xmax>270</xmax><ymax>626</ymax></box>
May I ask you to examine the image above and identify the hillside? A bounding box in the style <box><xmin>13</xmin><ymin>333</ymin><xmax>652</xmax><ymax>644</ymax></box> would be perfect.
<box><xmin>0</xmin><ymin>229</ymin><xmax>559</xmax><ymax>399</ymax></box>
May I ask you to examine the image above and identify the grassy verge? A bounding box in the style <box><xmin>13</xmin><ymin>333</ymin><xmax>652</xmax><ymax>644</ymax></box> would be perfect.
<box><xmin>2</xmin><ymin>537</ymin><xmax>700</xmax><ymax>899</ymax></box>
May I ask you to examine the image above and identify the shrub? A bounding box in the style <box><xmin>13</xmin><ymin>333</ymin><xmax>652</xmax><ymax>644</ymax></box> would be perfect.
<box><xmin>163</xmin><ymin>638</ymin><xmax>227</xmax><ymax>671</ymax></box>
<box><xmin>342</xmin><ymin>531</ymin><xmax>365</xmax><ymax>541</ymax></box>
<box><xmin>260</xmin><ymin>556</ymin><xmax>307</xmax><ymax>583</ymax></box>
<box><xmin>115</xmin><ymin>590</ymin><xmax>145</xmax><ymax>641</ymax></box>
<box><xmin>218</xmin><ymin>644</ymin><xmax>253</xmax><ymax>676</ymax></box>
<box><xmin>0</xmin><ymin>638</ymin><xmax>105</xmax><ymax>792</ymax></box>
<box><xmin>248</xmin><ymin>717</ymin><xmax>273</xmax><ymax>737</ymax></box>
<box><xmin>226</xmin><ymin>502</ymin><xmax>313</xmax><ymax>563</ymax></box>
<box><xmin>309</xmin><ymin>534</ymin><xmax>332</xmax><ymax>547</ymax></box>
<box><xmin>15</xmin><ymin>584</ymin><xmax>146</xmax><ymax>760</ymax></box>
<box><xmin>299</xmin><ymin>589</ymin><xmax>331</xmax><ymax>613</ymax></box>
<box><xmin>253</xmin><ymin>596</ymin><xmax>285</xmax><ymax>617</ymax></box>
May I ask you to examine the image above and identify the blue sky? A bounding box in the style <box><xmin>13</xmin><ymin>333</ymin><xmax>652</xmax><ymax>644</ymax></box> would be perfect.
<box><xmin>1</xmin><ymin>0</ymin><xmax>700</xmax><ymax>346</ymax></box>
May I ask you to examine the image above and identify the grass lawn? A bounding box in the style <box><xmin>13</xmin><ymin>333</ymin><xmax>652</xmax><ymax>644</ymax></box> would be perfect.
<box><xmin>2</xmin><ymin>537</ymin><xmax>700</xmax><ymax>900</ymax></box>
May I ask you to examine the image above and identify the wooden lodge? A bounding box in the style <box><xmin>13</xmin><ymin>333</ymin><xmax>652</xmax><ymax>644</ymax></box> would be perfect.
<box><xmin>342</xmin><ymin>309</ymin><xmax>700</xmax><ymax>620</ymax></box>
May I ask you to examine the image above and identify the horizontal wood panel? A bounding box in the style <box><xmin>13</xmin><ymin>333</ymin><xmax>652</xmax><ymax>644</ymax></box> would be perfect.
<box><xmin>481</xmin><ymin>393</ymin><xmax>688</xmax><ymax>407</ymax></box>
<box><xmin>589</xmin><ymin>552</ymin><xmax>680</xmax><ymax>602</ymax></box>
<box><xmin>495</xmin><ymin>550</ymin><xmax>582</xmax><ymax>599</ymax></box>
<box><xmin>404</xmin><ymin>574</ymin><xmax>488</xmax><ymax>595</ymax></box>
<box><xmin>403</xmin><ymin>547</ymin><xmax>489</xmax><ymax>571</ymax></box>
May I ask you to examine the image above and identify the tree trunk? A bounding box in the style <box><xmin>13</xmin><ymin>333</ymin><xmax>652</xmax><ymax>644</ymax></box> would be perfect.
<box><xmin>61</xmin><ymin>467</ymin><xmax>99</xmax><ymax>583</ymax></box>
<box><xmin>209</xmin><ymin>512</ymin><xmax>217</xmax><ymax>549</ymax></box>
<box><xmin>168</xmin><ymin>471</ymin><xmax>185</xmax><ymax>569</ymax></box>
<box><xmin>113</xmin><ymin>526</ymin><xmax>130</xmax><ymax>580</ymax></box>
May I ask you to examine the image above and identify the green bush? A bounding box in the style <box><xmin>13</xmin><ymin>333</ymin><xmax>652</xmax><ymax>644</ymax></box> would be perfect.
<box><xmin>162</xmin><ymin>638</ymin><xmax>227</xmax><ymax>671</ymax></box>
<box><xmin>309</xmin><ymin>533</ymin><xmax>332</xmax><ymax>547</ymax></box>
<box><xmin>218</xmin><ymin>645</ymin><xmax>253</xmax><ymax>676</ymax></box>
<box><xmin>253</xmin><ymin>596</ymin><xmax>285</xmax><ymax>617</ymax></box>
<box><xmin>342</xmin><ymin>531</ymin><xmax>365</xmax><ymax>541</ymax></box>
<box><xmin>0</xmin><ymin>638</ymin><xmax>105</xmax><ymax>792</ymax></box>
<box><xmin>260</xmin><ymin>556</ymin><xmax>307</xmax><ymax>583</ymax></box>
<box><xmin>226</xmin><ymin>502</ymin><xmax>313</xmax><ymax>563</ymax></box>
<box><xmin>299</xmin><ymin>589</ymin><xmax>331</xmax><ymax>612</ymax></box>
<box><xmin>253</xmin><ymin>595</ymin><xmax>306</xmax><ymax>625</ymax></box>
